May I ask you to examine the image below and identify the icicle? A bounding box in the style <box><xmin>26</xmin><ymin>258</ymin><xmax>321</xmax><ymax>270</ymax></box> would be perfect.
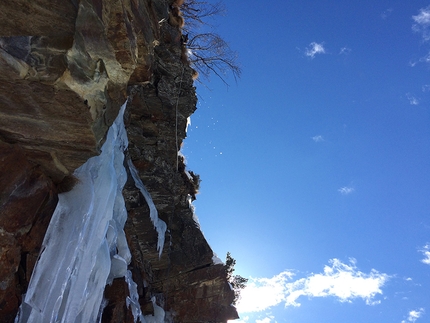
<box><xmin>124</xmin><ymin>270</ymin><xmax>146</xmax><ymax>323</ymax></box>
<box><xmin>125</xmin><ymin>270</ymin><xmax>167</xmax><ymax>323</ymax></box>
<box><xmin>96</xmin><ymin>299</ymin><xmax>108</xmax><ymax>323</ymax></box>
<box><xmin>212</xmin><ymin>253</ymin><xmax>224</xmax><ymax>265</ymax></box>
<box><xmin>127</xmin><ymin>159</ymin><xmax>167</xmax><ymax>257</ymax></box>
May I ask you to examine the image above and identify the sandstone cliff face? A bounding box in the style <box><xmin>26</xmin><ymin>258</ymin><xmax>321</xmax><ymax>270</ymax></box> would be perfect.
<box><xmin>0</xmin><ymin>1</ymin><xmax>238</xmax><ymax>322</ymax></box>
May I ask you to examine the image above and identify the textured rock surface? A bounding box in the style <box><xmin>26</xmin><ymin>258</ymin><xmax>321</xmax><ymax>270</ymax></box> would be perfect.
<box><xmin>0</xmin><ymin>141</ymin><xmax>58</xmax><ymax>322</ymax></box>
<box><xmin>0</xmin><ymin>0</ymin><xmax>238</xmax><ymax>322</ymax></box>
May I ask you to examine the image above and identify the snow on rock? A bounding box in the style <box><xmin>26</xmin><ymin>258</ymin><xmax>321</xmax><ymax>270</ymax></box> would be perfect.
<box><xmin>185</xmin><ymin>116</ymin><xmax>191</xmax><ymax>133</ymax></box>
<box><xmin>144</xmin><ymin>297</ymin><xmax>165</xmax><ymax>323</ymax></box>
<box><xmin>212</xmin><ymin>253</ymin><xmax>224</xmax><ymax>265</ymax></box>
<box><xmin>187</xmin><ymin>195</ymin><xmax>200</xmax><ymax>228</ymax></box>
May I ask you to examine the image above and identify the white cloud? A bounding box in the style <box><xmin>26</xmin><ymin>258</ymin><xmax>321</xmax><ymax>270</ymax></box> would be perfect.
<box><xmin>285</xmin><ymin>259</ymin><xmax>388</xmax><ymax>306</ymax></box>
<box><xmin>422</xmin><ymin>84</ymin><xmax>430</xmax><ymax>92</ymax></box>
<box><xmin>419</xmin><ymin>244</ymin><xmax>430</xmax><ymax>265</ymax></box>
<box><xmin>237</xmin><ymin>271</ymin><xmax>294</xmax><ymax>313</ymax></box>
<box><xmin>401</xmin><ymin>308</ymin><xmax>425</xmax><ymax>323</ymax></box>
<box><xmin>312</xmin><ymin>135</ymin><xmax>324</xmax><ymax>142</ymax></box>
<box><xmin>338</xmin><ymin>187</ymin><xmax>355</xmax><ymax>195</ymax></box>
<box><xmin>413</xmin><ymin>6</ymin><xmax>430</xmax><ymax>41</ymax></box>
<box><xmin>406</xmin><ymin>93</ymin><xmax>420</xmax><ymax>105</ymax></box>
<box><xmin>236</xmin><ymin>259</ymin><xmax>389</xmax><ymax>313</ymax></box>
<box><xmin>305</xmin><ymin>42</ymin><xmax>326</xmax><ymax>59</ymax></box>
<box><xmin>413</xmin><ymin>8</ymin><xmax>430</xmax><ymax>25</ymax></box>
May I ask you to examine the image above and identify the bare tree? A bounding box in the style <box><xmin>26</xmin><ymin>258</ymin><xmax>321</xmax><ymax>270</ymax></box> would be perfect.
<box><xmin>181</xmin><ymin>0</ymin><xmax>241</xmax><ymax>84</ymax></box>
<box><xmin>181</xmin><ymin>0</ymin><xmax>225</xmax><ymax>29</ymax></box>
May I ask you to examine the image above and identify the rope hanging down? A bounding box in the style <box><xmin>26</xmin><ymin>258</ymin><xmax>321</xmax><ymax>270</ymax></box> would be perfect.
<box><xmin>175</xmin><ymin>66</ymin><xmax>185</xmax><ymax>172</ymax></box>
<box><xmin>162</xmin><ymin>65</ymin><xmax>186</xmax><ymax>311</ymax></box>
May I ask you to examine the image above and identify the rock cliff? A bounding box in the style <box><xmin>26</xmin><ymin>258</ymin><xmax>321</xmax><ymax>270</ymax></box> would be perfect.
<box><xmin>0</xmin><ymin>0</ymin><xmax>238</xmax><ymax>322</ymax></box>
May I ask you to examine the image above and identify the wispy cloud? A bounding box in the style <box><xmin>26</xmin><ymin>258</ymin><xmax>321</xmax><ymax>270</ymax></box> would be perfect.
<box><xmin>409</xmin><ymin>60</ymin><xmax>418</xmax><ymax>67</ymax></box>
<box><xmin>401</xmin><ymin>308</ymin><xmax>425</xmax><ymax>323</ymax></box>
<box><xmin>236</xmin><ymin>258</ymin><xmax>389</xmax><ymax>313</ymax></box>
<box><xmin>412</xmin><ymin>6</ymin><xmax>430</xmax><ymax>41</ymax></box>
<box><xmin>339</xmin><ymin>47</ymin><xmax>351</xmax><ymax>55</ymax></box>
<box><xmin>419</xmin><ymin>244</ymin><xmax>430</xmax><ymax>265</ymax></box>
<box><xmin>406</xmin><ymin>93</ymin><xmax>420</xmax><ymax>105</ymax></box>
<box><xmin>381</xmin><ymin>8</ymin><xmax>393</xmax><ymax>20</ymax></box>
<box><xmin>338</xmin><ymin>186</ymin><xmax>355</xmax><ymax>195</ymax></box>
<box><xmin>312</xmin><ymin>135</ymin><xmax>324</xmax><ymax>142</ymax></box>
<box><xmin>229</xmin><ymin>317</ymin><xmax>249</xmax><ymax>323</ymax></box>
<box><xmin>419</xmin><ymin>52</ymin><xmax>430</xmax><ymax>63</ymax></box>
<box><xmin>422</xmin><ymin>84</ymin><xmax>430</xmax><ymax>92</ymax></box>
<box><xmin>410</xmin><ymin>51</ymin><xmax>430</xmax><ymax>67</ymax></box>
<box><xmin>411</xmin><ymin>8</ymin><xmax>430</xmax><ymax>66</ymax></box>
<box><xmin>305</xmin><ymin>42</ymin><xmax>326</xmax><ymax>59</ymax></box>
<box><xmin>256</xmin><ymin>316</ymin><xmax>275</xmax><ymax>323</ymax></box>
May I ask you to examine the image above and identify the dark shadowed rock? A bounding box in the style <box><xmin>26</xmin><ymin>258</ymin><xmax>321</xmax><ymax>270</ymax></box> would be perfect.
<box><xmin>0</xmin><ymin>141</ymin><xmax>58</xmax><ymax>321</ymax></box>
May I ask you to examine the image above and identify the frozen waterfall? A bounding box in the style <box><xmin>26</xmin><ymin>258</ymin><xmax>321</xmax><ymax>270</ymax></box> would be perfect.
<box><xmin>15</xmin><ymin>101</ymin><xmax>166</xmax><ymax>323</ymax></box>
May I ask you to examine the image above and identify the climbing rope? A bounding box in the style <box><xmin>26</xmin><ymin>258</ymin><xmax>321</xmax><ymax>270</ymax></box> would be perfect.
<box><xmin>175</xmin><ymin>65</ymin><xmax>185</xmax><ymax>172</ymax></box>
<box><xmin>163</xmin><ymin>64</ymin><xmax>185</xmax><ymax>312</ymax></box>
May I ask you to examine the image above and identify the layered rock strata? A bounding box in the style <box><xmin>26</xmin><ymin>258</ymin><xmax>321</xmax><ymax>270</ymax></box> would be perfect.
<box><xmin>0</xmin><ymin>0</ymin><xmax>238</xmax><ymax>322</ymax></box>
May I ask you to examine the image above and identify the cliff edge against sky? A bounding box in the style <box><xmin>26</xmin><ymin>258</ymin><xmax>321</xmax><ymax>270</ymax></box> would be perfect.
<box><xmin>0</xmin><ymin>0</ymin><xmax>238</xmax><ymax>322</ymax></box>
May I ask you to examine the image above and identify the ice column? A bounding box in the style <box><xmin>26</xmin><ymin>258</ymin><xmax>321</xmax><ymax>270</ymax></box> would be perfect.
<box><xmin>15</xmin><ymin>101</ymin><xmax>159</xmax><ymax>323</ymax></box>
<box><xmin>124</xmin><ymin>270</ymin><xmax>145</xmax><ymax>322</ymax></box>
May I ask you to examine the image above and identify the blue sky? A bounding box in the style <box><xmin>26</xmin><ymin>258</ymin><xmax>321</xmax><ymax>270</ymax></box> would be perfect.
<box><xmin>182</xmin><ymin>1</ymin><xmax>430</xmax><ymax>322</ymax></box>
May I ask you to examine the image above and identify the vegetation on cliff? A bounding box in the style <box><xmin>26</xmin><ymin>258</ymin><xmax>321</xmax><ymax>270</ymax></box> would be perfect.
<box><xmin>225</xmin><ymin>252</ymin><xmax>248</xmax><ymax>305</ymax></box>
<box><xmin>181</xmin><ymin>0</ymin><xmax>241</xmax><ymax>83</ymax></box>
